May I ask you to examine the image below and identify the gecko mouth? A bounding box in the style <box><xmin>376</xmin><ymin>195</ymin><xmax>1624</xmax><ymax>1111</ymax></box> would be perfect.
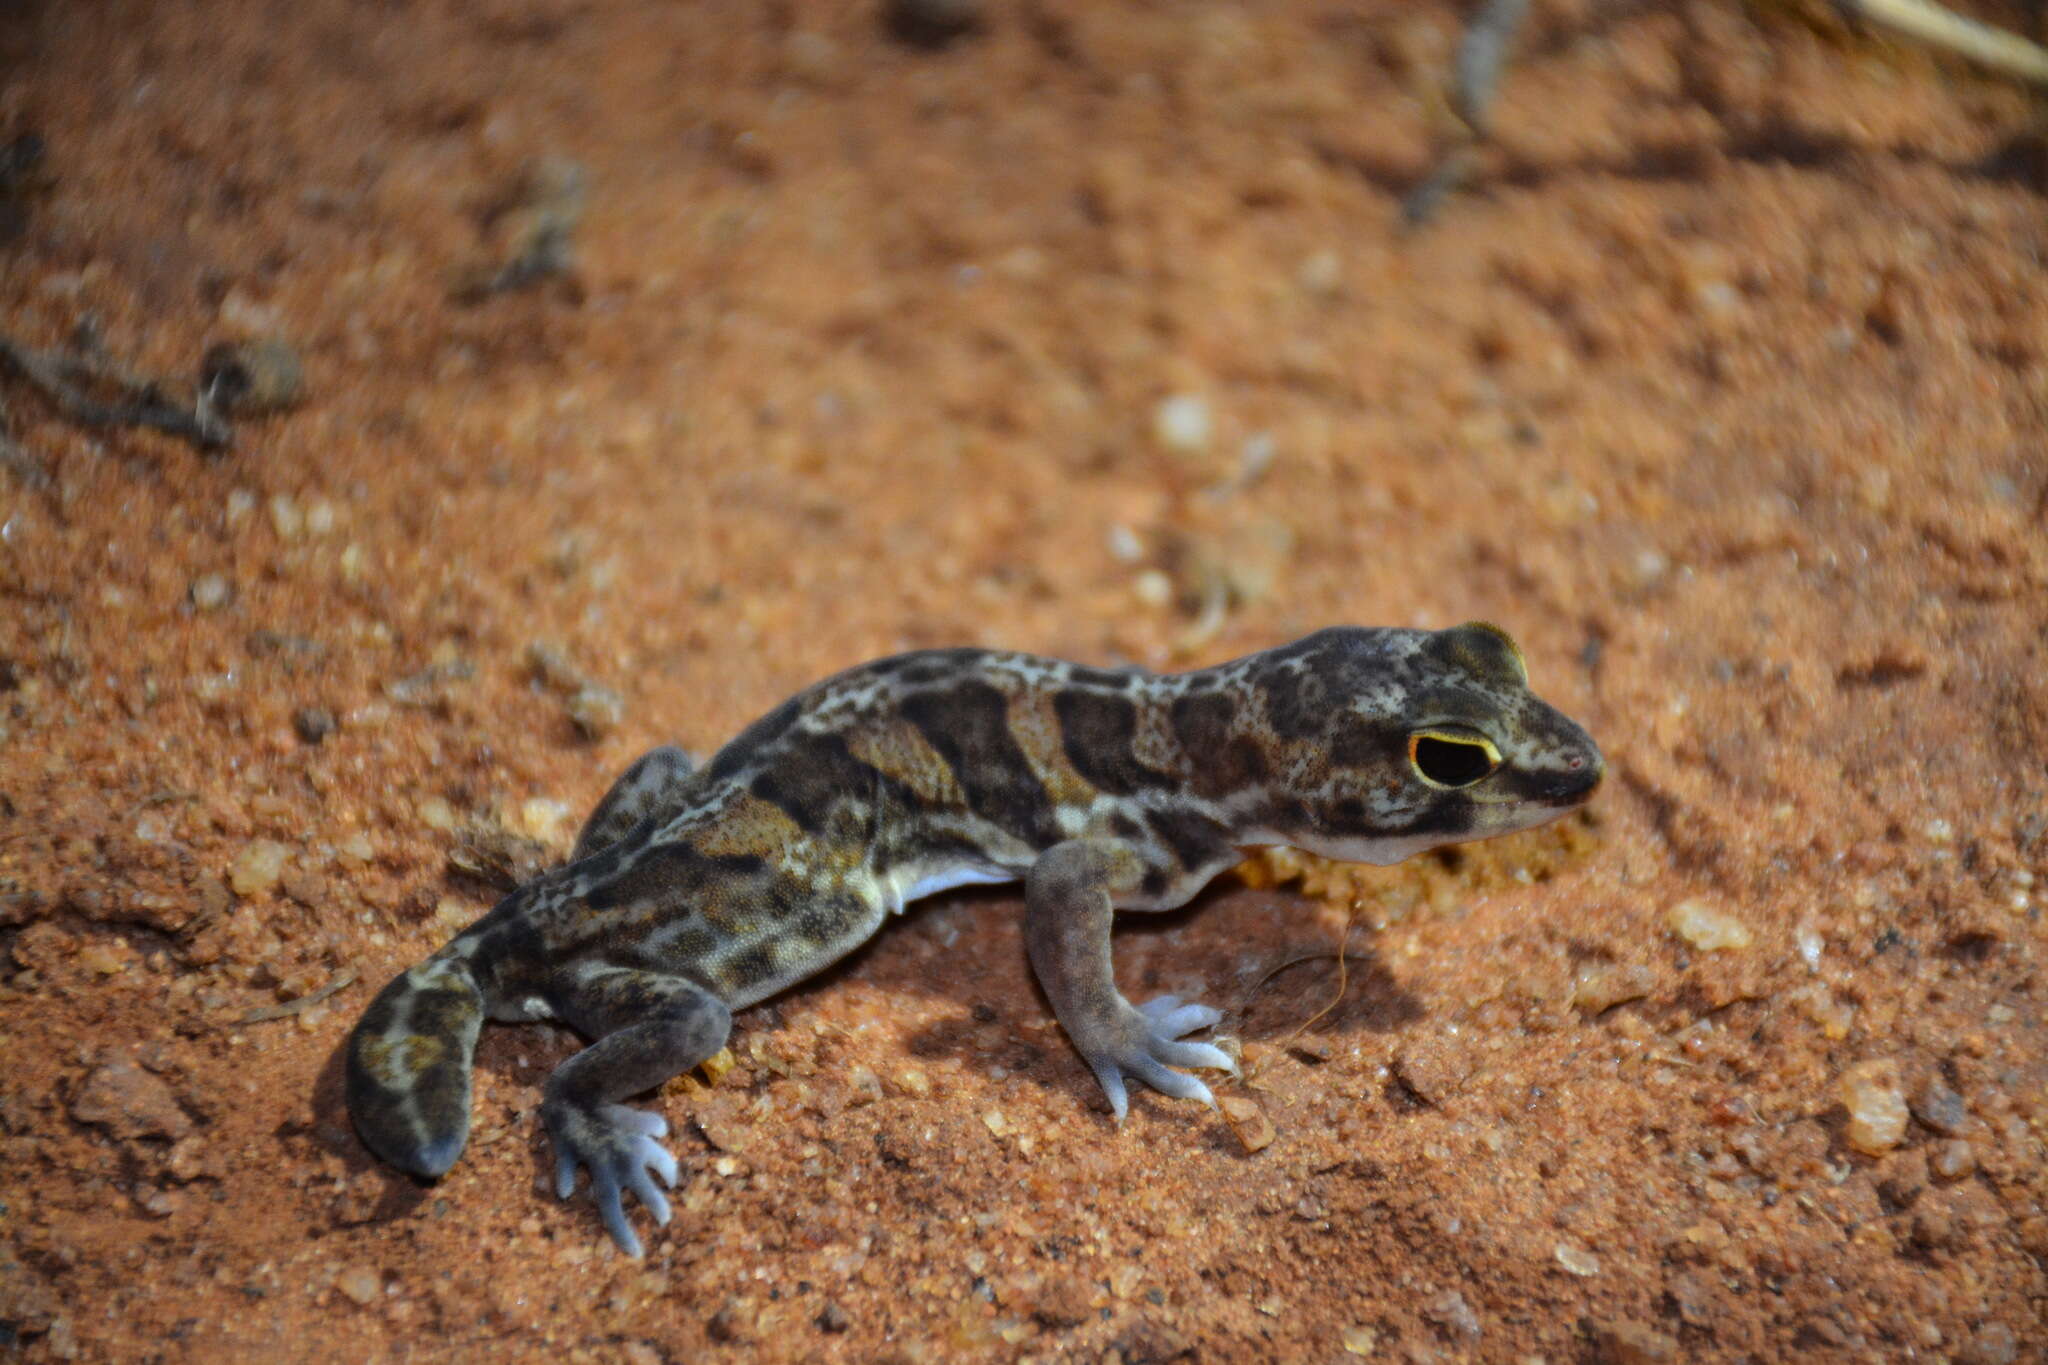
<box><xmin>1531</xmin><ymin>756</ymin><xmax>1604</xmax><ymax>806</ymax></box>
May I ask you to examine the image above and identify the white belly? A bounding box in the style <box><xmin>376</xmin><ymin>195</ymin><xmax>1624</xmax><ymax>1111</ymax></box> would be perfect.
<box><xmin>887</xmin><ymin>865</ymin><xmax>1018</xmax><ymax>913</ymax></box>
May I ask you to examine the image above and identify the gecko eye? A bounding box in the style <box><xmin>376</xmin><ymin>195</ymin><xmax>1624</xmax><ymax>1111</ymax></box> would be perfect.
<box><xmin>1408</xmin><ymin>729</ymin><xmax>1501</xmax><ymax>789</ymax></box>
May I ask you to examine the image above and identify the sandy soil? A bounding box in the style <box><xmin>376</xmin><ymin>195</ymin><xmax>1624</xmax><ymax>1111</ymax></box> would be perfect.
<box><xmin>3</xmin><ymin>0</ymin><xmax>2046</xmax><ymax>1360</ymax></box>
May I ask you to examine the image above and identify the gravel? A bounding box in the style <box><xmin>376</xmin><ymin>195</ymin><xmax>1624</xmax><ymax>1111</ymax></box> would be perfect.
<box><xmin>1838</xmin><ymin>1059</ymin><xmax>1910</xmax><ymax>1155</ymax></box>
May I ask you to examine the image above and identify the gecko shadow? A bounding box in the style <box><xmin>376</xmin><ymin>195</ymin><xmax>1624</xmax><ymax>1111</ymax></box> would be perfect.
<box><xmin>302</xmin><ymin>1035</ymin><xmax>444</xmax><ymax>1232</ymax></box>
<box><xmin>880</xmin><ymin>883</ymin><xmax>1428</xmax><ymax>1116</ymax></box>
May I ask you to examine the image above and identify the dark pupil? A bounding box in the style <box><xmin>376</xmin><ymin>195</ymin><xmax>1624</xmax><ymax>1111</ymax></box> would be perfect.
<box><xmin>1414</xmin><ymin>737</ymin><xmax>1492</xmax><ymax>786</ymax></box>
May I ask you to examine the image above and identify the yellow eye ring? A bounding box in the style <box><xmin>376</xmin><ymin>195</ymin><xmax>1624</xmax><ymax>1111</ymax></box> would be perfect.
<box><xmin>1408</xmin><ymin>729</ymin><xmax>1501</xmax><ymax>789</ymax></box>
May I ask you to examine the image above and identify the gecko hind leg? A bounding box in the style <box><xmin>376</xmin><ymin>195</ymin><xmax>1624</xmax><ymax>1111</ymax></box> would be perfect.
<box><xmin>541</xmin><ymin>962</ymin><xmax>730</xmax><ymax>1256</ymax></box>
<box><xmin>571</xmin><ymin>745</ymin><xmax>699</xmax><ymax>862</ymax></box>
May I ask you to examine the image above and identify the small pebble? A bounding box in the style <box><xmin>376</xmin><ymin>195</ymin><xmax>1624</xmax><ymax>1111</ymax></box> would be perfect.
<box><xmin>1297</xmin><ymin>250</ymin><xmax>1342</xmax><ymax>298</ymax></box>
<box><xmin>229</xmin><ymin>840</ymin><xmax>292</xmax><ymax>897</ymax></box>
<box><xmin>698</xmin><ymin>1047</ymin><xmax>738</xmax><ymax>1087</ymax></box>
<box><xmin>884</xmin><ymin>0</ymin><xmax>983</xmax><ymax>47</ymax></box>
<box><xmin>1340</xmin><ymin>1325</ymin><xmax>1378</xmax><ymax>1356</ymax></box>
<box><xmin>268</xmin><ymin>494</ymin><xmax>303</xmax><ymax>541</ymax></box>
<box><xmin>165</xmin><ymin>1134</ymin><xmax>213</xmax><ymax>1183</ymax></box>
<box><xmin>1218</xmin><ymin>1095</ymin><xmax>1275</xmax><ymax>1153</ymax></box>
<box><xmin>70</xmin><ymin>1058</ymin><xmax>192</xmax><ymax>1140</ymax></box>
<box><xmin>1132</xmin><ymin>569</ymin><xmax>1175</xmax><ymax>609</ymax></box>
<box><xmin>1392</xmin><ymin>1041</ymin><xmax>1466</xmax><ymax>1105</ymax></box>
<box><xmin>1152</xmin><ymin>392</ymin><xmax>1212</xmax><ymax>456</ymax></box>
<box><xmin>568</xmin><ymin>684</ymin><xmax>625</xmax><ymax>740</ymax></box>
<box><xmin>518</xmin><ymin>798</ymin><xmax>573</xmax><ymax>845</ymax></box>
<box><xmin>1422</xmin><ymin>1290</ymin><xmax>1480</xmax><ymax>1340</ymax></box>
<box><xmin>78</xmin><ymin>944</ymin><xmax>124</xmax><ymax>976</ymax></box>
<box><xmin>1569</xmin><ymin>962</ymin><xmax>1654</xmax><ymax>1012</ymax></box>
<box><xmin>202</xmin><ymin>338</ymin><xmax>304</xmax><ymax>416</ymax></box>
<box><xmin>189</xmin><ymin>574</ymin><xmax>234</xmax><ymax>611</ymax></box>
<box><xmin>1838</xmin><ymin>1059</ymin><xmax>1909</xmax><ymax>1155</ymax></box>
<box><xmin>525</xmin><ymin>641</ymin><xmax>583</xmax><ymax>691</ymax></box>
<box><xmin>335</xmin><ymin>1265</ymin><xmax>381</xmax><ymax>1307</ymax></box>
<box><xmin>845</xmin><ymin>1067</ymin><xmax>882</xmax><ymax>1105</ymax></box>
<box><xmin>292</xmin><ymin>706</ymin><xmax>337</xmax><ymax>744</ymax></box>
<box><xmin>1554</xmin><ymin>1241</ymin><xmax>1599</xmax><ymax>1277</ymax></box>
<box><xmin>1929</xmin><ymin>1139</ymin><xmax>1977</xmax><ymax>1181</ymax></box>
<box><xmin>1910</xmin><ymin>1078</ymin><xmax>1969</xmax><ymax>1136</ymax></box>
<box><xmin>1596</xmin><ymin>1320</ymin><xmax>1678</xmax><ymax>1363</ymax></box>
<box><xmin>1105</xmin><ymin>523</ymin><xmax>1143</xmax><ymax>563</ymax></box>
<box><xmin>1962</xmin><ymin>1323</ymin><xmax>2018</xmax><ymax>1365</ymax></box>
<box><xmin>1793</xmin><ymin>985</ymin><xmax>1854</xmax><ymax>1040</ymax></box>
<box><xmin>1667</xmin><ymin>899</ymin><xmax>1752</xmax><ymax>951</ymax></box>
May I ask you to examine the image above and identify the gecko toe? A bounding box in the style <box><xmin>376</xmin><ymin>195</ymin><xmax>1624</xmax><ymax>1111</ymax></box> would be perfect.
<box><xmin>602</xmin><ymin>1104</ymin><xmax>668</xmax><ymax>1139</ymax></box>
<box><xmin>1147</xmin><ymin>1002</ymin><xmax>1223</xmax><ymax>1039</ymax></box>
<box><xmin>1154</xmin><ymin>1039</ymin><xmax>1234</xmax><ymax>1072</ymax></box>
<box><xmin>1124</xmin><ymin>1055</ymin><xmax>1215</xmax><ymax>1107</ymax></box>
<box><xmin>593</xmin><ymin>1174</ymin><xmax>643</xmax><ymax>1258</ymax></box>
<box><xmin>635</xmin><ymin>1134</ymin><xmax>679</xmax><ymax>1188</ymax></box>
<box><xmin>628</xmin><ymin>1166</ymin><xmax>672</xmax><ymax>1228</ymax></box>
<box><xmin>1085</xmin><ymin>1058</ymin><xmax>1132</xmax><ymax>1123</ymax></box>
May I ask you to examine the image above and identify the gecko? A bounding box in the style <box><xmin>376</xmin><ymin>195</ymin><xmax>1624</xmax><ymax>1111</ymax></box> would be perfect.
<box><xmin>346</xmin><ymin>623</ymin><xmax>1603</xmax><ymax>1254</ymax></box>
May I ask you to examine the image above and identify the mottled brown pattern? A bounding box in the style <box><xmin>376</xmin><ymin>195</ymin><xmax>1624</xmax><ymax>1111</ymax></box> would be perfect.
<box><xmin>1170</xmin><ymin>689</ymin><xmax>1271</xmax><ymax>797</ymax></box>
<box><xmin>898</xmin><ymin>677</ymin><xmax>1062</xmax><ymax>847</ymax></box>
<box><xmin>1054</xmin><ymin>687</ymin><xmax>1175</xmax><ymax>795</ymax></box>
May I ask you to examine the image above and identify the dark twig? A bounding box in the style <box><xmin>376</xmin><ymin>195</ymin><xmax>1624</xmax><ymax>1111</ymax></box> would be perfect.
<box><xmin>1404</xmin><ymin>0</ymin><xmax>1532</xmax><ymax>226</ymax></box>
<box><xmin>0</xmin><ymin>331</ymin><xmax>232</xmax><ymax>452</ymax></box>
<box><xmin>235</xmin><ymin>969</ymin><xmax>358</xmax><ymax>1025</ymax></box>
<box><xmin>1451</xmin><ymin>0</ymin><xmax>1531</xmax><ymax>136</ymax></box>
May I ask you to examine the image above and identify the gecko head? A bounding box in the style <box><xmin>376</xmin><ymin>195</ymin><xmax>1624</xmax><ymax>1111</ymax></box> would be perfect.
<box><xmin>1253</xmin><ymin>622</ymin><xmax>1603</xmax><ymax>863</ymax></box>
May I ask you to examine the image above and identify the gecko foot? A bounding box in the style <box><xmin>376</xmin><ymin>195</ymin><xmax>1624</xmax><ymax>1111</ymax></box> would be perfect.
<box><xmin>1080</xmin><ymin>994</ymin><xmax>1236</xmax><ymax>1123</ymax></box>
<box><xmin>543</xmin><ymin>1100</ymin><xmax>678</xmax><ymax>1257</ymax></box>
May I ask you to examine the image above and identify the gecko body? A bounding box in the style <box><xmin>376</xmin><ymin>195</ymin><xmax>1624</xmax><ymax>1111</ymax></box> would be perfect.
<box><xmin>347</xmin><ymin>624</ymin><xmax>1602</xmax><ymax>1253</ymax></box>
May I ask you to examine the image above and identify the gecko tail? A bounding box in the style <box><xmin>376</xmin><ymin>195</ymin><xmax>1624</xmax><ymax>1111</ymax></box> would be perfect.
<box><xmin>345</xmin><ymin>954</ymin><xmax>487</xmax><ymax>1178</ymax></box>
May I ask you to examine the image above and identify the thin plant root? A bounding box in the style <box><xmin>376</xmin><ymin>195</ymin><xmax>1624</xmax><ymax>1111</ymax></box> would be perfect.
<box><xmin>1230</xmin><ymin>900</ymin><xmax>1360</xmax><ymax>1064</ymax></box>
<box><xmin>1843</xmin><ymin>0</ymin><xmax>2048</xmax><ymax>85</ymax></box>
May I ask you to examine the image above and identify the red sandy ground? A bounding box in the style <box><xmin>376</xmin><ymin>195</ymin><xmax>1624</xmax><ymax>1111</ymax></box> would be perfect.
<box><xmin>1</xmin><ymin>1</ymin><xmax>2045</xmax><ymax>1360</ymax></box>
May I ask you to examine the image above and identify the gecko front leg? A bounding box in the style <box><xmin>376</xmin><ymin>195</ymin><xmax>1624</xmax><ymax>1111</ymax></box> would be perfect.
<box><xmin>1023</xmin><ymin>839</ymin><xmax>1235</xmax><ymax>1121</ymax></box>
<box><xmin>540</xmin><ymin>961</ymin><xmax>730</xmax><ymax>1255</ymax></box>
